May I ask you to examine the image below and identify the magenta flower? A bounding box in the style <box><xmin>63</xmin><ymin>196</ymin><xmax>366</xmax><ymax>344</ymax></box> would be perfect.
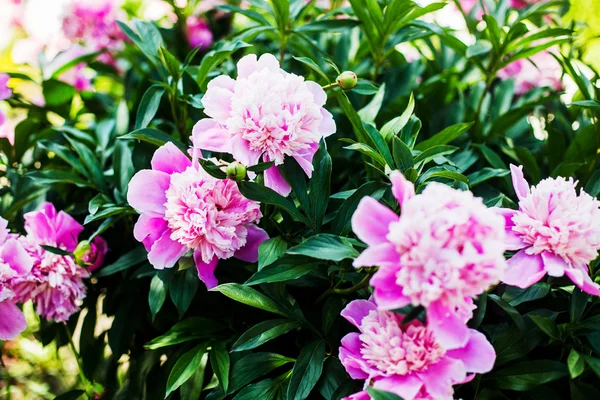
<box><xmin>186</xmin><ymin>16</ymin><xmax>213</xmax><ymax>49</ymax></box>
<box><xmin>10</xmin><ymin>203</ymin><xmax>89</xmax><ymax>322</ymax></box>
<box><xmin>339</xmin><ymin>299</ymin><xmax>496</xmax><ymax>400</ymax></box>
<box><xmin>351</xmin><ymin>171</ymin><xmax>506</xmax><ymax>348</ymax></box>
<box><xmin>192</xmin><ymin>53</ymin><xmax>336</xmax><ymax>196</ymax></box>
<box><xmin>0</xmin><ymin>73</ymin><xmax>12</xmax><ymax>129</ymax></box>
<box><xmin>497</xmin><ymin>165</ymin><xmax>600</xmax><ymax>295</ymax></box>
<box><xmin>0</xmin><ymin>217</ymin><xmax>33</xmax><ymax>340</ymax></box>
<box><xmin>81</xmin><ymin>236</ymin><xmax>108</xmax><ymax>272</ymax></box>
<box><xmin>127</xmin><ymin>142</ymin><xmax>268</xmax><ymax>288</ymax></box>
<box><xmin>497</xmin><ymin>51</ymin><xmax>563</xmax><ymax>95</ymax></box>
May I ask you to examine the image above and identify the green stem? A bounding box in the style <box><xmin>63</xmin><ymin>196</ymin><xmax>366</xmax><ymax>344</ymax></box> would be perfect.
<box><xmin>279</xmin><ymin>32</ymin><xmax>288</xmax><ymax>65</ymax></box>
<box><xmin>333</xmin><ymin>273</ymin><xmax>373</xmax><ymax>295</ymax></box>
<box><xmin>321</xmin><ymin>82</ymin><xmax>339</xmax><ymax>91</ymax></box>
<box><xmin>64</xmin><ymin>325</ymin><xmax>91</xmax><ymax>388</ymax></box>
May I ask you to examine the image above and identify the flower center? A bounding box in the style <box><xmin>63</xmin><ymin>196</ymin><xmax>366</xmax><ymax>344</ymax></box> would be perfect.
<box><xmin>359</xmin><ymin>310</ymin><xmax>445</xmax><ymax>376</ymax></box>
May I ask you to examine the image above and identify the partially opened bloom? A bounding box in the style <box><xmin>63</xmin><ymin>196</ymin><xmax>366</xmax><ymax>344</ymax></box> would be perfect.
<box><xmin>10</xmin><ymin>203</ymin><xmax>89</xmax><ymax>322</ymax></box>
<box><xmin>339</xmin><ymin>299</ymin><xmax>495</xmax><ymax>400</ymax></box>
<box><xmin>498</xmin><ymin>165</ymin><xmax>600</xmax><ymax>295</ymax></box>
<box><xmin>75</xmin><ymin>236</ymin><xmax>108</xmax><ymax>272</ymax></box>
<box><xmin>128</xmin><ymin>142</ymin><xmax>268</xmax><ymax>288</ymax></box>
<box><xmin>351</xmin><ymin>171</ymin><xmax>506</xmax><ymax>348</ymax></box>
<box><xmin>192</xmin><ymin>53</ymin><xmax>336</xmax><ymax>196</ymax></box>
<box><xmin>186</xmin><ymin>16</ymin><xmax>213</xmax><ymax>49</ymax></box>
<box><xmin>0</xmin><ymin>217</ymin><xmax>34</xmax><ymax>340</ymax></box>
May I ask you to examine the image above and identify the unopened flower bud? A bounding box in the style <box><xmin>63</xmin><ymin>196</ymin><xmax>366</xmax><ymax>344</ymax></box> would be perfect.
<box><xmin>74</xmin><ymin>240</ymin><xmax>92</xmax><ymax>264</ymax></box>
<box><xmin>226</xmin><ymin>161</ymin><xmax>247</xmax><ymax>181</ymax></box>
<box><xmin>336</xmin><ymin>71</ymin><xmax>357</xmax><ymax>90</ymax></box>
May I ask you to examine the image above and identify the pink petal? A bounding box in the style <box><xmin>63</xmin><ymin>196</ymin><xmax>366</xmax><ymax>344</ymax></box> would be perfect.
<box><xmin>55</xmin><ymin>210</ymin><xmax>84</xmax><ymax>251</ymax></box>
<box><xmin>147</xmin><ymin>230</ymin><xmax>187</xmax><ymax>270</ymax></box>
<box><xmin>495</xmin><ymin>207</ymin><xmax>517</xmax><ymax>229</ymax></box>
<box><xmin>292</xmin><ymin>142</ymin><xmax>319</xmax><ymax>177</ymax></box>
<box><xmin>127</xmin><ymin>170</ymin><xmax>171</xmax><ymax>215</ymax></box>
<box><xmin>340</xmin><ymin>332</ymin><xmax>363</xmax><ymax>354</ymax></box>
<box><xmin>351</xmin><ymin>197</ymin><xmax>397</xmax><ymax>246</ymax></box>
<box><xmin>353</xmin><ymin>242</ymin><xmax>399</xmax><ymax>268</ymax></box>
<box><xmin>202</xmin><ymin>75</ymin><xmax>235</xmax><ymax>120</ymax></box>
<box><xmin>133</xmin><ymin>214</ymin><xmax>168</xmax><ymax>251</ymax></box>
<box><xmin>447</xmin><ymin>329</ymin><xmax>496</xmax><ymax>374</ymax></box>
<box><xmin>342</xmin><ymin>391</ymin><xmax>370</xmax><ymax>400</ymax></box>
<box><xmin>565</xmin><ymin>266</ymin><xmax>600</xmax><ymax>296</ymax></box>
<box><xmin>510</xmin><ymin>164</ymin><xmax>529</xmax><ymax>200</ymax></box>
<box><xmin>373</xmin><ymin>375</ymin><xmax>424</xmax><ymax>400</ymax></box>
<box><xmin>340</xmin><ymin>299</ymin><xmax>377</xmax><ymax>328</ymax></box>
<box><xmin>503</xmin><ymin>250</ymin><xmax>545</xmax><ymax>288</ymax></box>
<box><xmin>1</xmin><ymin>238</ymin><xmax>33</xmax><ymax>275</ymax></box>
<box><xmin>264</xmin><ymin>165</ymin><xmax>291</xmax><ymax>196</ymax></box>
<box><xmin>234</xmin><ymin>225</ymin><xmax>269</xmax><ymax>263</ymax></box>
<box><xmin>417</xmin><ymin>358</ymin><xmax>466</xmax><ymax>399</ymax></box>
<box><xmin>541</xmin><ymin>251</ymin><xmax>567</xmax><ymax>277</ymax></box>
<box><xmin>390</xmin><ymin>170</ymin><xmax>415</xmax><ymax>206</ymax></box>
<box><xmin>231</xmin><ymin>134</ymin><xmax>261</xmax><ymax>166</ymax></box>
<box><xmin>339</xmin><ymin>334</ymin><xmax>370</xmax><ymax>380</ymax></box>
<box><xmin>372</xmin><ymin>266</ymin><xmax>412</xmax><ymax>310</ymax></box>
<box><xmin>319</xmin><ymin>109</ymin><xmax>336</xmax><ymax>137</ymax></box>
<box><xmin>237</xmin><ymin>54</ymin><xmax>279</xmax><ymax>79</ymax></box>
<box><xmin>427</xmin><ymin>300</ymin><xmax>470</xmax><ymax>349</ymax></box>
<box><xmin>151</xmin><ymin>142</ymin><xmax>191</xmax><ymax>175</ymax></box>
<box><xmin>305</xmin><ymin>81</ymin><xmax>327</xmax><ymax>106</ymax></box>
<box><xmin>191</xmin><ymin>119</ymin><xmax>232</xmax><ymax>154</ymax></box>
<box><xmin>0</xmin><ymin>301</ymin><xmax>27</xmax><ymax>340</ymax></box>
<box><xmin>505</xmin><ymin>230</ymin><xmax>527</xmax><ymax>251</ymax></box>
<box><xmin>24</xmin><ymin>208</ymin><xmax>54</xmax><ymax>244</ymax></box>
<box><xmin>194</xmin><ymin>252</ymin><xmax>219</xmax><ymax>289</ymax></box>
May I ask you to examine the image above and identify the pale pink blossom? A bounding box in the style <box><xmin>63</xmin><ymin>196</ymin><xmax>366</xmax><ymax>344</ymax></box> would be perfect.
<box><xmin>497</xmin><ymin>165</ymin><xmax>600</xmax><ymax>295</ymax></box>
<box><xmin>351</xmin><ymin>171</ymin><xmax>506</xmax><ymax>348</ymax></box>
<box><xmin>498</xmin><ymin>51</ymin><xmax>563</xmax><ymax>95</ymax></box>
<box><xmin>192</xmin><ymin>54</ymin><xmax>336</xmax><ymax>196</ymax></box>
<box><xmin>10</xmin><ymin>203</ymin><xmax>89</xmax><ymax>322</ymax></box>
<box><xmin>0</xmin><ymin>217</ymin><xmax>34</xmax><ymax>340</ymax></box>
<box><xmin>339</xmin><ymin>299</ymin><xmax>495</xmax><ymax>400</ymax></box>
<box><xmin>186</xmin><ymin>16</ymin><xmax>213</xmax><ymax>49</ymax></box>
<box><xmin>128</xmin><ymin>142</ymin><xmax>268</xmax><ymax>288</ymax></box>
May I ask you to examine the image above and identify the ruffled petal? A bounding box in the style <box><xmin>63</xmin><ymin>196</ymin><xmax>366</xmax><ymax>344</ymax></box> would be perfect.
<box><xmin>417</xmin><ymin>358</ymin><xmax>466</xmax><ymax>399</ymax></box>
<box><xmin>541</xmin><ymin>251</ymin><xmax>567</xmax><ymax>277</ymax></box>
<box><xmin>446</xmin><ymin>329</ymin><xmax>496</xmax><ymax>374</ymax></box>
<box><xmin>55</xmin><ymin>210</ymin><xmax>84</xmax><ymax>251</ymax></box>
<box><xmin>234</xmin><ymin>225</ymin><xmax>269</xmax><ymax>263</ymax></box>
<box><xmin>503</xmin><ymin>250</ymin><xmax>545</xmax><ymax>288</ymax></box>
<box><xmin>133</xmin><ymin>214</ymin><xmax>168</xmax><ymax>251</ymax></box>
<box><xmin>427</xmin><ymin>300</ymin><xmax>470</xmax><ymax>349</ymax></box>
<box><xmin>151</xmin><ymin>142</ymin><xmax>192</xmax><ymax>175</ymax></box>
<box><xmin>0</xmin><ymin>301</ymin><xmax>27</xmax><ymax>340</ymax></box>
<box><xmin>373</xmin><ymin>375</ymin><xmax>424</xmax><ymax>400</ymax></box>
<box><xmin>354</xmin><ymin>242</ymin><xmax>399</xmax><ymax>268</ymax></box>
<box><xmin>231</xmin><ymin>134</ymin><xmax>261</xmax><ymax>166</ymax></box>
<box><xmin>510</xmin><ymin>164</ymin><xmax>529</xmax><ymax>200</ymax></box>
<box><xmin>127</xmin><ymin>170</ymin><xmax>171</xmax><ymax>215</ymax></box>
<box><xmin>305</xmin><ymin>81</ymin><xmax>326</xmax><ymax>106</ymax></box>
<box><xmin>264</xmin><ymin>165</ymin><xmax>292</xmax><ymax>196</ymax></box>
<box><xmin>372</xmin><ymin>266</ymin><xmax>412</xmax><ymax>310</ymax></box>
<box><xmin>565</xmin><ymin>266</ymin><xmax>600</xmax><ymax>296</ymax></box>
<box><xmin>194</xmin><ymin>252</ymin><xmax>219</xmax><ymax>289</ymax></box>
<box><xmin>202</xmin><ymin>75</ymin><xmax>235</xmax><ymax>120</ymax></box>
<box><xmin>340</xmin><ymin>299</ymin><xmax>377</xmax><ymax>328</ymax></box>
<box><xmin>351</xmin><ymin>197</ymin><xmax>397</xmax><ymax>246</ymax></box>
<box><xmin>1</xmin><ymin>238</ymin><xmax>33</xmax><ymax>275</ymax></box>
<box><xmin>319</xmin><ymin>109</ymin><xmax>336</xmax><ymax>137</ymax></box>
<box><xmin>292</xmin><ymin>142</ymin><xmax>319</xmax><ymax>177</ymax></box>
<box><xmin>191</xmin><ymin>119</ymin><xmax>232</xmax><ymax>153</ymax></box>
<box><xmin>390</xmin><ymin>170</ymin><xmax>415</xmax><ymax>206</ymax></box>
<box><xmin>147</xmin><ymin>230</ymin><xmax>187</xmax><ymax>270</ymax></box>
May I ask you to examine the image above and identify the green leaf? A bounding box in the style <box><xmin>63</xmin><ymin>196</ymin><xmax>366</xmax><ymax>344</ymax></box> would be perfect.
<box><xmin>568</xmin><ymin>349</ymin><xmax>585</xmax><ymax>379</ymax></box>
<box><xmin>366</xmin><ymin>387</ymin><xmax>404</xmax><ymax>400</ymax></box>
<box><xmin>490</xmin><ymin>360</ymin><xmax>568</xmax><ymax>391</ymax></box>
<box><xmin>212</xmin><ymin>283</ymin><xmax>289</xmax><ymax>317</ymax></box>
<box><xmin>43</xmin><ymin>79</ymin><xmax>76</xmax><ymax>106</ymax></box>
<box><xmin>502</xmin><ymin>283</ymin><xmax>550</xmax><ymax>306</ymax></box>
<box><xmin>584</xmin><ymin>356</ymin><xmax>600</xmax><ymax>378</ymax></box>
<box><xmin>417</xmin><ymin>167</ymin><xmax>469</xmax><ymax>185</ymax></box>
<box><xmin>170</xmin><ymin>268</ymin><xmax>199</xmax><ymax>317</ymax></box>
<box><xmin>287</xmin><ymin>234</ymin><xmax>359</xmax><ymax>261</ymax></box>
<box><xmin>570</xmin><ymin>288</ymin><xmax>588</xmax><ymax>323</ymax></box>
<box><xmin>352</xmin><ymin>80</ymin><xmax>379</xmax><ymax>95</ymax></box>
<box><xmin>292</xmin><ymin>56</ymin><xmax>329</xmax><ymax>82</ymax></box>
<box><xmin>210</xmin><ymin>342</ymin><xmax>230</xmax><ymax>393</ymax></box>
<box><xmin>245</xmin><ymin>259</ymin><xmax>313</xmax><ymax>286</ymax></box>
<box><xmin>26</xmin><ymin>170</ymin><xmax>95</xmax><ymax>188</ymax></box>
<box><xmin>38</xmin><ymin>141</ymin><xmax>88</xmax><ymax>178</ymax></box>
<box><xmin>363</xmin><ymin>123</ymin><xmax>395</xmax><ymax>168</ymax></box>
<box><xmin>232</xmin><ymin>379</ymin><xmax>282</xmax><ymax>400</ymax></box>
<box><xmin>392</xmin><ymin>137</ymin><xmax>414</xmax><ymax>171</ymax></box>
<box><xmin>41</xmin><ymin>245</ymin><xmax>72</xmax><ymax>256</ymax></box>
<box><xmin>196</xmin><ymin>40</ymin><xmax>252</xmax><ymax>91</ymax></box>
<box><xmin>297</xmin><ymin>19</ymin><xmax>359</xmax><ymax>32</ymax></box>
<box><xmin>381</xmin><ymin>93</ymin><xmax>415</xmax><ymax>141</ymax></box>
<box><xmin>414</xmin><ymin>122</ymin><xmax>473</xmax><ymax>151</ymax></box>
<box><xmin>145</xmin><ymin>317</ymin><xmax>225</xmax><ymax>350</ymax></box>
<box><xmin>217</xmin><ymin>4</ymin><xmax>271</xmax><ymax>25</ymax></box>
<box><xmin>287</xmin><ymin>339</ymin><xmax>326</xmax><ymax>400</ymax></box>
<box><xmin>120</xmin><ymin>128</ymin><xmax>186</xmax><ymax>151</ymax></box>
<box><xmin>247</xmin><ymin>161</ymin><xmax>275</xmax><ymax>173</ymax></box>
<box><xmin>237</xmin><ymin>181</ymin><xmax>309</xmax><ymax>224</ymax></box>
<box><xmin>232</xmin><ymin>319</ymin><xmax>300</xmax><ymax>352</ymax></box>
<box><xmin>149</xmin><ymin>271</ymin><xmax>170</xmax><ymax>321</ymax></box>
<box><xmin>53</xmin><ymin>390</ymin><xmax>86</xmax><ymax>400</ymax></box>
<box><xmin>343</xmin><ymin>141</ymin><xmax>387</xmax><ymax>167</ymax></box>
<box><xmin>570</xmin><ymin>100</ymin><xmax>600</xmax><ymax>108</ymax></box>
<box><xmin>358</xmin><ymin>83</ymin><xmax>386</xmax><ymax>124</ymax></box>
<box><xmin>308</xmin><ymin>141</ymin><xmax>332</xmax><ymax>230</ymax></box>
<box><xmin>95</xmin><ymin>247</ymin><xmax>148</xmax><ymax>277</ymax></box>
<box><xmin>63</xmin><ymin>135</ymin><xmax>107</xmax><ymax>192</ymax></box>
<box><xmin>258</xmin><ymin>236</ymin><xmax>288</xmax><ymax>270</ymax></box>
<box><xmin>467</xmin><ymin>168</ymin><xmax>510</xmax><ymax>186</ymax></box>
<box><xmin>229</xmin><ymin>353</ymin><xmax>294</xmax><ymax>393</ymax></box>
<box><xmin>414</xmin><ymin>145</ymin><xmax>458</xmax><ymax>166</ymax></box>
<box><xmin>489</xmin><ymin>294</ymin><xmax>526</xmax><ymax>331</ymax></box>
<box><xmin>466</xmin><ymin>40</ymin><xmax>492</xmax><ymax>59</ymax></box>
<box><xmin>331</xmin><ymin>181</ymin><xmax>385</xmax><ymax>235</ymax></box>
<box><xmin>198</xmin><ymin>158</ymin><xmax>227</xmax><ymax>180</ymax></box>
<box><xmin>136</xmin><ymin>85</ymin><xmax>165</xmax><ymax>130</ymax></box>
<box><xmin>529</xmin><ymin>315</ymin><xmax>560</xmax><ymax>339</ymax></box>
<box><xmin>166</xmin><ymin>342</ymin><xmax>209</xmax><ymax>397</ymax></box>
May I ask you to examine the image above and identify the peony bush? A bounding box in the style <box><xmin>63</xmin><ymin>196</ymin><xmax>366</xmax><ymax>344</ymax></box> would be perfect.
<box><xmin>1</xmin><ymin>0</ymin><xmax>600</xmax><ymax>399</ymax></box>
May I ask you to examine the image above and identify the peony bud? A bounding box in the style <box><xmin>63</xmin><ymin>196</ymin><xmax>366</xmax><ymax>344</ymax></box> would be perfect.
<box><xmin>336</xmin><ymin>71</ymin><xmax>358</xmax><ymax>90</ymax></box>
<box><xmin>226</xmin><ymin>161</ymin><xmax>247</xmax><ymax>181</ymax></box>
<box><xmin>74</xmin><ymin>236</ymin><xmax>108</xmax><ymax>272</ymax></box>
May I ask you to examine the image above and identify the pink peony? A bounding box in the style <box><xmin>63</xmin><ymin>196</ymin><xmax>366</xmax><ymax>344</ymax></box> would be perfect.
<box><xmin>186</xmin><ymin>16</ymin><xmax>213</xmax><ymax>49</ymax></box>
<box><xmin>0</xmin><ymin>217</ymin><xmax>34</xmax><ymax>340</ymax></box>
<box><xmin>497</xmin><ymin>51</ymin><xmax>563</xmax><ymax>95</ymax></box>
<box><xmin>127</xmin><ymin>142</ymin><xmax>268</xmax><ymax>288</ymax></box>
<box><xmin>497</xmin><ymin>165</ymin><xmax>600</xmax><ymax>295</ymax></box>
<box><xmin>192</xmin><ymin>53</ymin><xmax>336</xmax><ymax>196</ymax></box>
<box><xmin>339</xmin><ymin>299</ymin><xmax>495</xmax><ymax>400</ymax></box>
<box><xmin>351</xmin><ymin>171</ymin><xmax>506</xmax><ymax>348</ymax></box>
<box><xmin>78</xmin><ymin>236</ymin><xmax>108</xmax><ymax>272</ymax></box>
<box><xmin>10</xmin><ymin>203</ymin><xmax>89</xmax><ymax>322</ymax></box>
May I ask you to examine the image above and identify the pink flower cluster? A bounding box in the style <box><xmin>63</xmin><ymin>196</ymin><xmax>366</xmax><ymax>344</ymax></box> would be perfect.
<box><xmin>192</xmin><ymin>53</ymin><xmax>336</xmax><ymax>196</ymax></box>
<box><xmin>128</xmin><ymin>142</ymin><xmax>268</xmax><ymax>288</ymax></box>
<box><xmin>498</xmin><ymin>165</ymin><xmax>600</xmax><ymax>294</ymax></box>
<box><xmin>0</xmin><ymin>73</ymin><xmax>12</xmax><ymax>129</ymax></box>
<box><xmin>339</xmin><ymin>299</ymin><xmax>495</xmax><ymax>400</ymax></box>
<box><xmin>498</xmin><ymin>51</ymin><xmax>563</xmax><ymax>95</ymax></box>
<box><xmin>352</xmin><ymin>171</ymin><xmax>506</xmax><ymax>348</ymax></box>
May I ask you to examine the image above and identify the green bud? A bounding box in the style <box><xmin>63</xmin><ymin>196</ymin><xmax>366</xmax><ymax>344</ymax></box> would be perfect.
<box><xmin>74</xmin><ymin>240</ymin><xmax>92</xmax><ymax>266</ymax></box>
<box><xmin>336</xmin><ymin>71</ymin><xmax>358</xmax><ymax>90</ymax></box>
<box><xmin>226</xmin><ymin>161</ymin><xmax>247</xmax><ymax>181</ymax></box>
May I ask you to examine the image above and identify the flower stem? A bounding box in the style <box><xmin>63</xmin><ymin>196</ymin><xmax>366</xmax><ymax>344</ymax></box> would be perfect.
<box><xmin>321</xmin><ymin>82</ymin><xmax>339</xmax><ymax>91</ymax></box>
<box><xmin>64</xmin><ymin>324</ymin><xmax>91</xmax><ymax>389</ymax></box>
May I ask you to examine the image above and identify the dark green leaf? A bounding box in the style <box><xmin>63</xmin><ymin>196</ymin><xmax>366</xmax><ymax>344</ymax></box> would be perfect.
<box><xmin>166</xmin><ymin>342</ymin><xmax>209</xmax><ymax>396</ymax></box>
<box><xmin>414</xmin><ymin>122</ymin><xmax>473</xmax><ymax>151</ymax></box>
<box><xmin>212</xmin><ymin>283</ymin><xmax>289</xmax><ymax>316</ymax></box>
<box><xmin>232</xmin><ymin>319</ymin><xmax>300</xmax><ymax>352</ymax></box>
<box><xmin>287</xmin><ymin>339</ymin><xmax>326</xmax><ymax>400</ymax></box>
<box><xmin>490</xmin><ymin>360</ymin><xmax>568</xmax><ymax>391</ymax></box>
<box><xmin>95</xmin><ymin>247</ymin><xmax>147</xmax><ymax>277</ymax></box>
<box><xmin>287</xmin><ymin>234</ymin><xmax>359</xmax><ymax>261</ymax></box>
<box><xmin>136</xmin><ymin>85</ymin><xmax>165</xmax><ymax>130</ymax></box>
<box><xmin>210</xmin><ymin>342</ymin><xmax>230</xmax><ymax>393</ymax></box>
<box><xmin>229</xmin><ymin>353</ymin><xmax>294</xmax><ymax>393</ymax></box>
<box><xmin>145</xmin><ymin>318</ymin><xmax>225</xmax><ymax>350</ymax></box>
<box><xmin>258</xmin><ymin>236</ymin><xmax>288</xmax><ymax>270</ymax></box>
<box><xmin>238</xmin><ymin>181</ymin><xmax>309</xmax><ymax>224</ymax></box>
<box><xmin>120</xmin><ymin>128</ymin><xmax>186</xmax><ymax>151</ymax></box>
<box><xmin>170</xmin><ymin>268</ymin><xmax>199</xmax><ymax>317</ymax></box>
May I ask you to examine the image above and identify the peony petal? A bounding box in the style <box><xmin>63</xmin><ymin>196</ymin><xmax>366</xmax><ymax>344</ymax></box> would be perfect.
<box><xmin>417</xmin><ymin>358</ymin><xmax>466</xmax><ymax>399</ymax></box>
<box><xmin>256</xmin><ymin>54</ymin><xmax>280</xmax><ymax>73</ymax></box>
<box><xmin>293</xmin><ymin>142</ymin><xmax>319</xmax><ymax>177</ymax></box>
<box><xmin>390</xmin><ymin>170</ymin><xmax>415</xmax><ymax>206</ymax></box>
<box><xmin>306</xmin><ymin>81</ymin><xmax>327</xmax><ymax>106</ymax></box>
<box><xmin>24</xmin><ymin>208</ymin><xmax>55</xmax><ymax>244</ymax></box>
<box><xmin>373</xmin><ymin>375</ymin><xmax>424</xmax><ymax>400</ymax></box>
<box><xmin>447</xmin><ymin>329</ymin><xmax>496</xmax><ymax>374</ymax></box>
<box><xmin>510</xmin><ymin>164</ymin><xmax>529</xmax><ymax>200</ymax></box>
<box><xmin>339</xmin><ymin>337</ymin><xmax>370</xmax><ymax>380</ymax></box>
<box><xmin>319</xmin><ymin>109</ymin><xmax>336</xmax><ymax>137</ymax></box>
<box><xmin>340</xmin><ymin>332</ymin><xmax>363</xmax><ymax>354</ymax></box>
<box><xmin>503</xmin><ymin>250</ymin><xmax>545</xmax><ymax>288</ymax></box>
<box><xmin>147</xmin><ymin>230</ymin><xmax>187</xmax><ymax>270</ymax></box>
<box><xmin>236</xmin><ymin>54</ymin><xmax>259</xmax><ymax>78</ymax></box>
<box><xmin>127</xmin><ymin>170</ymin><xmax>171</xmax><ymax>215</ymax></box>
<box><xmin>340</xmin><ymin>299</ymin><xmax>377</xmax><ymax>328</ymax></box>
<box><xmin>353</xmin><ymin>242</ymin><xmax>399</xmax><ymax>268</ymax></box>
<box><xmin>191</xmin><ymin>119</ymin><xmax>232</xmax><ymax>153</ymax></box>
<box><xmin>541</xmin><ymin>251</ymin><xmax>567</xmax><ymax>277</ymax></box>
<box><xmin>231</xmin><ymin>134</ymin><xmax>261</xmax><ymax>166</ymax></box>
<box><xmin>566</xmin><ymin>266</ymin><xmax>600</xmax><ymax>296</ymax></box>
<box><xmin>133</xmin><ymin>214</ymin><xmax>168</xmax><ymax>251</ymax></box>
<box><xmin>234</xmin><ymin>225</ymin><xmax>269</xmax><ymax>263</ymax></box>
<box><xmin>1</xmin><ymin>238</ymin><xmax>33</xmax><ymax>275</ymax></box>
<box><xmin>427</xmin><ymin>300</ymin><xmax>470</xmax><ymax>349</ymax></box>
<box><xmin>264</xmin><ymin>165</ymin><xmax>292</xmax><ymax>196</ymax></box>
<box><xmin>372</xmin><ymin>266</ymin><xmax>412</xmax><ymax>310</ymax></box>
<box><xmin>495</xmin><ymin>207</ymin><xmax>517</xmax><ymax>229</ymax></box>
<box><xmin>0</xmin><ymin>301</ymin><xmax>27</xmax><ymax>340</ymax></box>
<box><xmin>505</xmin><ymin>230</ymin><xmax>527</xmax><ymax>251</ymax></box>
<box><xmin>56</xmin><ymin>210</ymin><xmax>84</xmax><ymax>251</ymax></box>
<box><xmin>202</xmin><ymin>75</ymin><xmax>235</xmax><ymax>120</ymax></box>
<box><xmin>351</xmin><ymin>197</ymin><xmax>398</xmax><ymax>246</ymax></box>
<box><xmin>194</xmin><ymin>252</ymin><xmax>219</xmax><ymax>289</ymax></box>
<box><xmin>342</xmin><ymin>391</ymin><xmax>370</xmax><ymax>400</ymax></box>
<box><xmin>151</xmin><ymin>142</ymin><xmax>192</xmax><ymax>174</ymax></box>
